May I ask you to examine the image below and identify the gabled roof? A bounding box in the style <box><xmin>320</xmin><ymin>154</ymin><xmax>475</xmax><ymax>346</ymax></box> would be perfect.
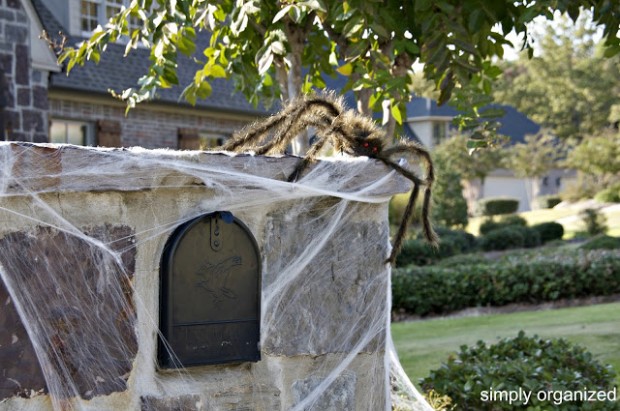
<box><xmin>493</xmin><ymin>104</ymin><xmax>541</xmax><ymax>144</ymax></box>
<box><xmin>31</xmin><ymin>0</ymin><xmax>268</xmax><ymax>116</ymax></box>
<box><xmin>406</xmin><ymin>97</ymin><xmax>540</xmax><ymax>144</ymax></box>
<box><xmin>406</xmin><ymin>97</ymin><xmax>459</xmax><ymax>119</ymax></box>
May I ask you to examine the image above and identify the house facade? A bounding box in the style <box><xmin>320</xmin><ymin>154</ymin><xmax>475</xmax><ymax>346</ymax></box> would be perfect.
<box><xmin>406</xmin><ymin>97</ymin><xmax>573</xmax><ymax>212</ymax></box>
<box><xmin>1</xmin><ymin>0</ymin><xmax>268</xmax><ymax>150</ymax></box>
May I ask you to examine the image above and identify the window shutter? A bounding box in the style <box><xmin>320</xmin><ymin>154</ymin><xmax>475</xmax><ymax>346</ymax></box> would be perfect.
<box><xmin>178</xmin><ymin>128</ymin><xmax>200</xmax><ymax>150</ymax></box>
<box><xmin>96</xmin><ymin>120</ymin><xmax>121</xmax><ymax>147</ymax></box>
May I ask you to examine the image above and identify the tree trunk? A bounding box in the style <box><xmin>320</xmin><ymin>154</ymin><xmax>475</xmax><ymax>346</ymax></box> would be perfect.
<box><xmin>279</xmin><ymin>22</ymin><xmax>309</xmax><ymax>156</ymax></box>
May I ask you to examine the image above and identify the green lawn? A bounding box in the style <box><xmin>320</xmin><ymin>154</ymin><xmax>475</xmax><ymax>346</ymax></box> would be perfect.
<box><xmin>392</xmin><ymin>302</ymin><xmax>620</xmax><ymax>389</ymax></box>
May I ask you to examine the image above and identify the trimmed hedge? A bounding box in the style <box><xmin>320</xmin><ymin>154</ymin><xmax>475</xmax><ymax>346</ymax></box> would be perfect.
<box><xmin>580</xmin><ymin>235</ymin><xmax>620</xmax><ymax>250</ymax></box>
<box><xmin>476</xmin><ymin>197</ymin><xmax>519</xmax><ymax>216</ymax></box>
<box><xmin>536</xmin><ymin>194</ymin><xmax>562</xmax><ymax>209</ymax></box>
<box><xmin>479</xmin><ymin>215</ymin><xmax>527</xmax><ymax>235</ymax></box>
<box><xmin>395</xmin><ymin>228</ymin><xmax>476</xmax><ymax>267</ymax></box>
<box><xmin>479</xmin><ymin>225</ymin><xmax>541</xmax><ymax>251</ymax></box>
<box><xmin>532</xmin><ymin>221</ymin><xmax>564</xmax><ymax>243</ymax></box>
<box><xmin>392</xmin><ymin>250</ymin><xmax>620</xmax><ymax>316</ymax></box>
<box><xmin>422</xmin><ymin>332</ymin><xmax>618</xmax><ymax>411</ymax></box>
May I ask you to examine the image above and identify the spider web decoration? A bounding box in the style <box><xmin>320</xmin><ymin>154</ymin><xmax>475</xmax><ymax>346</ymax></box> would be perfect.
<box><xmin>0</xmin><ymin>139</ymin><xmax>434</xmax><ymax>409</ymax></box>
<box><xmin>221</xmin><ymin>93</ymin><xmax>439</xmax><ymax>264</ymax></box>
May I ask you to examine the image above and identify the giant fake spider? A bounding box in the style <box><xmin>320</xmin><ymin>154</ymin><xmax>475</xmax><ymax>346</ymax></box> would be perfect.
<box><xmin>220</xmin><ymin>93</ymin><xmax>438</xmax><ymax>264</ymax></box>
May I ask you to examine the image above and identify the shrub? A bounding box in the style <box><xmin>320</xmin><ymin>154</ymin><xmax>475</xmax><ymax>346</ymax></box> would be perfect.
<box><xmin>532</xmin><ymin>221</ymin><xmax>564</xmax><ymax>243</ymax></box>
<box><xmin>391</xmin><ymin>250</ymin><xmax>620</xmax><ymax>316</ymax></box>
<box><xmin>580</xmin><ymin>235</ymin><xmax>620</xmax><ymax>250</ymax></box>
<box><xmin>581</xmin><ymin>208</ymin><xmax>608</xmax><ymax>236</ymax></box>
<box><xmin>476</xmin><ymin>197</ymin><xmax>519</xmax><ymax>216</ymax></box>
<box><xmin>479</xmin><ymin>226</ymin><xmax>540</xmax><ymax>251</ymax></box>
<box><xmin>479</xmin><ymin>215</ymin><xmax>527</xmax><ymax>235</ymax></box>
<box><xmin>421</xmin><ymin>332</ymin><xmax>618</xmax><ymax>411</ymax></box>
<box><xmin>595</xmin><ymin>183</ymin><xmax>620</xmax><ymax>203</ymax></box>
<box><xmin>396</xmin><ymin>228</ymin><xmax>477</xmax><ymax>267</ymax></box>
<box><xmin>433</xmin><ymin>227</ymin><xmax>477</xmax><ymax>253</ymax></box>
<box><xmin>395</xmin><ymin>239</ymin><xmax>437</xmax><ymax>267</ymax></box>
<box><xmin>432</xmin><ymin>166</ymin><xmax>469</xmax><ymax>228</ymax></box>
<box><xmin>536</xmin><ymin>194</ymin><xmax>562</xmax><ymax>209</ymax></box>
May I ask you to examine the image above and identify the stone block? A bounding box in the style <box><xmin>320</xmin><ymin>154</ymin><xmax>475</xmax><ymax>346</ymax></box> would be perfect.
<box><xmin>0</xmin><ymin>9</ymin><xmax>15</xmax><ymax>21</ymax></box>
<box><xmin>16</xmin><ymin>87</ymin><xmax>29</xmax><ymax>106</ymax></box>
<box><xmin>14</xmin><ymin>44</ymin><xmax>29</xmax><ymax>85</ymax></box>
<box><xmin>292</xmin><ymin>373</ymin><xmax>356</xmax><ymax>411</ymax></box>
<box><xmin>32</xmin><ymin>86</ymin><xmax>48</xmax><ymax>110</ymax></box>
<box><xmin>261</xmin><ymin>211</ymin><xmax>389</xmax><ymax>356</ymax></box>
<box><xmin>6</xmin><ymin>0</ymin><xmax>21</xmax><ymax>10</ymax></box>
<box><xmin>0</xmin><ymin>53</ymin><xmax>11</xmax><ymax>73</ymax></box>
<box><xmin>0</xmin><ymin>225</ymin><xmax>137</xmax><ymax>401</ymax></box>
<box><xmin>5</xmin><ymin>25</ymin><xmax>27</xmax><ymax>47</ymax></box>
<box><xmin>141</xmin><ymin>394</ymin><xmax>203</xmax><ymax>411</ymax></box>
<box><xmin>21</xmin><ymin>109</ymin><xmax>43</xmax><ymax>131</ymax></box>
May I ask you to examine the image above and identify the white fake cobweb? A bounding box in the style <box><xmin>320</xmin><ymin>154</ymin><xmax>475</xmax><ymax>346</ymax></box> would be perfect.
<box><xmin>0</xmin><ymin>142</ymin><xmax>432</xmax><ymax>411</ymax></box>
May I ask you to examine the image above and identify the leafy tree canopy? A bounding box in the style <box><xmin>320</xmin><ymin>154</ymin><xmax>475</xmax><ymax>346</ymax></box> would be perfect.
<box><xmin>60</xmin><ymin>0</ymin><xmax>620</xmax><ymax>147</ymax></box>
<box><xmin>565</xmin><ymin>129</ymin><xmax>620</xmax><ymax>182</ymax></box>
<box><xmin>432</xmin><ymin>132</ymin><xmax>504</xmax><ymax>183</ymax></box>
<box><xmin>494</xmin><ymin>12</ymin><xmax>620</xmax><ymax>140</ymax></box>
<box><xmin>506</xmin><ymin>130</ymin><xmax>566</xmax><ymax>178</ymax></box>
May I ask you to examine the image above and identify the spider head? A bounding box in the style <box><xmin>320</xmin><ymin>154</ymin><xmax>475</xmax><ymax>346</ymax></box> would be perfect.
<box><xmin>337</xmin><ymin>114</ymin><xmax>385</xmax><ymax>157</ymax></box>
<box><xmin>351</xmin><ymin>135</ymin><xmax>383</xmax><ymax>157</ymax></box>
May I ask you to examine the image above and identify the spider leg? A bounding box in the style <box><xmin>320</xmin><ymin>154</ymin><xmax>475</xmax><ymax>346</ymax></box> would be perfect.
<box><xmin>378</xmin><ymin>144</ymin><xmax>438</xmax><ymax>264</ymax></box>
<box><xmin>256</xmin><ymin>111</ymin><xmax>334</xmax><ymax>156</ymax></box>
<box><xmin>223</xmin><ymin>95</ymin><xmax>343</xmax><ymax>155</ymax></box>
<box><xmin>387</xmin><ymin>179</ymin><xmax>421</xmax><ymax>264</ymax></box>
<box><xmin>287</xmin><ymin>132</ymin><xmax>331</xmax><ymax>182</ymax></box>
<box><xmin>220</xmin><ymin>110</ymin><xmax>291</xmax><ymax>152</ymax></box>
<box><xmin>260</xmin><ymin>97</ymin><xmax>343</xmax><ymax>154</ymax></box>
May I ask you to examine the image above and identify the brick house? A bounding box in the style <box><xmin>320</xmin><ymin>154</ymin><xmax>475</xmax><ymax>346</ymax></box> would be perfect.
<box><xmin>1</xmin><ymin>0</ymin><xmax>268</xmax><ymax>149</ymax></box>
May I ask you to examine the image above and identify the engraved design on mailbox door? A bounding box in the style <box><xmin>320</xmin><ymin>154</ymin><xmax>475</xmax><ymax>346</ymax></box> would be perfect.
<box><xmin>195</xmin><ymin>255</ymin><xmax>242</xmax><ymax>302</ymax></box>
<box><xmin>159</xmin><ymin>212</ymin><xmax>261</xmax><ymax>368</ymax></box>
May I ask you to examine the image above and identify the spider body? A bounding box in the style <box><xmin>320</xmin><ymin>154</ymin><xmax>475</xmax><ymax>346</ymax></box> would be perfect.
<box><xmin>220</xmin><ymin>93</ymin><xmax>438</xmax><ymax>264</ymax></box>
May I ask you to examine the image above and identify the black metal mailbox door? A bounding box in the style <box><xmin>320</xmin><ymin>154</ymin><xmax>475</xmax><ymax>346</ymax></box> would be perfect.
<box><xmin>158</xmin><ymin>211</ymin><xmax>261</xmax><ymax>368</ymax></box>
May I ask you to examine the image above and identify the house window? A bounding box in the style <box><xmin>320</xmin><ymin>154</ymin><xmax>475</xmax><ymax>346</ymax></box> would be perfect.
<box><xmin>542</xmin><ymin>176</ymin><xmax>549</xmax><ymax>187</ymax></box>
<box><xmin>432</xmin><ymin>121</ymin><xmax>447</xmax><ymax>146</ymax></box>
<box><xmin>80</xmin><ymin>0</ymin><xmax>140</xmax><ymax>34</ymax></box>
<box><xmin>50</xmin><ymin>119</ymin><xmax>95</xmax><ymax>146</ymax></box>
<box><xmin>105</xmin><ymin>0</ymin><xmax>124</xmax><ymax>21</ymax></box>
<box><xmin>80</xmin><ymin>1</ymin><xmax>99</xmax><ymax>32</ymax></box>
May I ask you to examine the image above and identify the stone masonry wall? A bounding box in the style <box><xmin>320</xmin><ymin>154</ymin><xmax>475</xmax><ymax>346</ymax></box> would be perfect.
<box><xmin>0</xmin><ymin>0</ymin><xmax>49</xmax><ymax>143</ymax></box>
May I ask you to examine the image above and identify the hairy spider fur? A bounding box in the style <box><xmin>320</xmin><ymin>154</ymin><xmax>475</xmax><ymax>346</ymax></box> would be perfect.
<box><xmin>220</xmin><ymin>93</ymin><xmax>438</xmax><ymax>264</ymax></box>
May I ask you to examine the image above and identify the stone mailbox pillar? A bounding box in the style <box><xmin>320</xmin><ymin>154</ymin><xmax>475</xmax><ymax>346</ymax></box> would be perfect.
<box><xmin>0</xmin><ymin>142</ymin><xmax>414</xmax><ymax>411</ymax></box>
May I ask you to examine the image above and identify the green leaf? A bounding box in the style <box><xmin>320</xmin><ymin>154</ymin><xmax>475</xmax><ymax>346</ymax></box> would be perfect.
<box><xmin>342</xmin><ymin>15</ymin><xmax>364</xmax><ymax>37</ymax></box>
<box><xmin>370</xmin><ymin>22</ymin><xmax>389</xmax><ymax>38</ymax></box>
<box><xmin>257</xmin><ymin>50</ymin><xmax>273</xmax><ymax>75</ymax></box>
<box><xmin>177</xmin><ymin>35</ymin><xmax>196</xmax><ymax>56</ymax></box>
<box><xmin>451</xmin><ymin>38</ymin><xmax>477</xmax><ymax>55</ymax></box>
<box><xmin>272</xmin><ymin>5</ymin><xmax>292</xmax><ymax>23</ymax></box>
<box><xmin>298</xmin><ymin>0</ymin><xmax>326</xmax><ymax>12</ymax></box>
<box><xmin>204</xmin><ymin>64</ymin><xmax>227</xmax><ymax>78</ymax></box>
<box><xmin>414</xmin><ymin>0</ymin><xmax>432</xmax><ymax>13</ymax></box>
<box><xmin>336</xmin><ymin>62</ymin><xmax>354</xmax><ymax>76</ymax></box>
<box><xmin>479</xmin><ymin>107</ymin><xmax>504</xmax><ymax>119</ymax></box>
<box><xmin>391</xmin><ymin>102</ymin><xmax>403</xmax><ymax>124</ymax></box>
<box><xmin>195</xmin><ymin>80</ymin><xmax>212</xmax><ymax>99</ymax></box>
<box><xmin>270</xmin><ymin>40</ymin><xmax>286</xmax><ymax>55</ymax></box>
